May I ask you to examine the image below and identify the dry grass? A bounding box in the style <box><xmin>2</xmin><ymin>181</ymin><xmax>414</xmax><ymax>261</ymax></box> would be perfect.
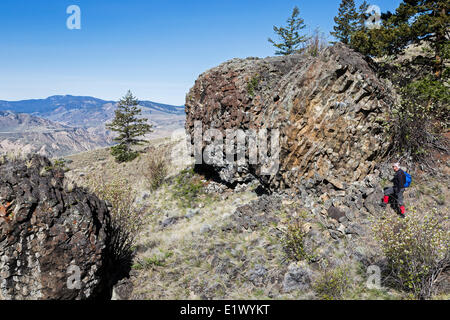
<box><xmin>59</xmin><ymin>137</ymin><xmax>449</xmax><ymax>300</ymax></box>
<box><xmin>65</xmin><ymin>137</ymin><xmax>172</xmax><ymax>192</ymax></box>
<box><xmin>143</xmin><ymin>145</ymin><xmax>171</xmax><ymax>191</ymax></box>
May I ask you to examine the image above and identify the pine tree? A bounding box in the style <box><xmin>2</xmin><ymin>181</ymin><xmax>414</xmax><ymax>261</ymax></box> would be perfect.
<box><xmin>348</xmin><ymin>1</ymin><xmax>449</xmax><ymax>165</ymax></box>
<box><xmin>268</xmin><ymin>6</ymin><xmax>309</xmax><ymax>55</ymax></box>
<box><xmin>388</xmin><ymin>0</ymin><xmax>449</xmax><ymax>78</ymax></box>
<box><xmin>348</xmin><ymin>0</ymin><xmax>389</xmax><ymax>55</ymax></box>
<box><xmin>351</xmin><ymin>0</ymin><xmax>449</xmax><ymax>74</ymax></box>
<box><xmin>106</xmin><ymin>90</ymin><xmax>153</xmax><ymax>163</ymax></box>
<box><xmin>357</xmin><ymin>0</ymin><xmax>369</xmax><ymax>27</ymax></box>
<box><xmin>331</xmin><ymin>0</ymin><xmax>359</xmax><ymax>45</ymax></box>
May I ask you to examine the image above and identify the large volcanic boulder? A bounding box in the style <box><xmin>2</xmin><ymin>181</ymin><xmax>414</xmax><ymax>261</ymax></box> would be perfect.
<box><xmin>0</xmin><ymin>155</ymin><xmax>110</xmax><ymax>300</ymax></box>
<box><xmin>185</xmin><ymin>44</ymin><xmax>394</xmax><ymax>190</ymax></box>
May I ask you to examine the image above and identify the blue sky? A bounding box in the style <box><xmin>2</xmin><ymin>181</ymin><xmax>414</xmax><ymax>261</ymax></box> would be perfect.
<box><xmin>0</xmin><ymin>0</ymin><xmax>401</xmax><ymax>105</ymax></box>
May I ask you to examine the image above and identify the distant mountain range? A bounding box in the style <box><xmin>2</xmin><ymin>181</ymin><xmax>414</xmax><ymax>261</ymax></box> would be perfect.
<box><xmin>0</xmin><ymin>95</ymin><xmax>186</xmax><ymax>158</ymax></box>
<box><xmin>0</xmin><ymin>110</ymin><xmax>66</xmax><ymax>133</ymax></box>
<box><xmin>0</xmin><ymin>110</ymin><xmax>115</xmax><ymax>158</ymax></box>
<box><xmin>0</xmin><ymin>95</ymin><xmax>185</xmax><ymax>128</ymax></box>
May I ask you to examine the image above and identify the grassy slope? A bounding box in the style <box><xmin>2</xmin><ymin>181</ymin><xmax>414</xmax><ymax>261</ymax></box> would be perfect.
<box><xmin>62</xmin><ymin>138</ymin><xmax>449</xmax><ymax>300</ymax></box>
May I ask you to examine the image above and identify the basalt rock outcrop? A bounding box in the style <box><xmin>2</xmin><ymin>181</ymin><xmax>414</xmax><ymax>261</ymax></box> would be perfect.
<box><xmin>0</xmin><ymin>155</ymin><xmax>110</xmax><ymax>300</ymax></box>
<box><xmin>185</xmin><ymin>44</ymin><xmax>394</xmax><ymax>191</ymax></box>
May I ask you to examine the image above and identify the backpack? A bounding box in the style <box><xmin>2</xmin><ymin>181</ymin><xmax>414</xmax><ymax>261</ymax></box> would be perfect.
<box><xmin>404</xmin><ymin>171</ymin><xmax>412</xmax><ymax>188</ymax></box>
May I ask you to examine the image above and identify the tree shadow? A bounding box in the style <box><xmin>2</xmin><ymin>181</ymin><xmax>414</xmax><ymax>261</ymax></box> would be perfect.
<box><xmin>93</xmin><ymin>222</ymin><xmax>136</xmax><ymax>300</ymax></box>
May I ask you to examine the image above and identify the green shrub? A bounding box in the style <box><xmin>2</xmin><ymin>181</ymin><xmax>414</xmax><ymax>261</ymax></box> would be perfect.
<box><xmin>313</xmin><ymin>265</ymin><xmax>351</xmax><ymax>300</ymax></box>
<box><xmin>53</xmin><ymin>159</ymin><xmax>68</xmax><ymax>170</ymax></box>
<box><xmin>171</xmin><ymin>168</ymin><xmax>205</xmax><ymax>208</ymax></box>
<box><xmin>131</xmin><ymin>263</ymin><xmax>144</xmax><ymax>270</ymax></box>
<box><xmin>247</xmin><ymin>75</ymin><xmax>260</xmax><ymax>97</ymax></box>
<box><xmin>138</xmin><ymin>250</ymin><xmax>173</xmax><ymax>269</ymax></box>
<box><xmin>281</xmin><ymin>214</ymin><xmax>316</xmax><ymax>262</ymax></box>
<box><xmin>373</xmin><ymin>212</ymin><xmax>449</xmax><ymax>299</ymax></box>
<box><xmin>43</xmin><ymin>159</ymin><xmax>69</xmax><ymax>173</ymax></box>
<box><xmin>144</xmin><ymin>256</ymin><xmax>165</xmax><ymax>267</ymax></box>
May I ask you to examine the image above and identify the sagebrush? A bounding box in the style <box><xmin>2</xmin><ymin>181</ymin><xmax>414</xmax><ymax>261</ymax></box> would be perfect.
<box><xmin>281</xmin><ymin>214</ymin><xmax>316</xmax><ymax>263</ymax></box>
<box><xmin>373</xmin><ymin>212</ymin><xmax>449</xmax><ymax>299</ymax></box>
<box><xmin>144</xmin><ymin>146</ymin><xmax>170</xmax><ymax>190</ymax></box>
<box><xmin>313</xmin><ymin>265</ymin><xmax>351</xmax><ymax>300</ymax></box>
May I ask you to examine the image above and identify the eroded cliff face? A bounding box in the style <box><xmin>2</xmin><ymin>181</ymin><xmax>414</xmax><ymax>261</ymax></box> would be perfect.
<box><xmin>185</xmin><ymin>44</ymin><xmax>394</xmax><ymax>191</ymax></box>
<box><xmin>0</xmin><ymin>155</ymin><xmax>110</xmax><ymax>300</ymax></box>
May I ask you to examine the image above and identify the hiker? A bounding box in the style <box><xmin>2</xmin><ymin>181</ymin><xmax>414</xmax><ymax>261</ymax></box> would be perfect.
<box><xmin>381</xmin><ymin>162</ymin><xmax>407</xmax><ymax>216</ymax></box>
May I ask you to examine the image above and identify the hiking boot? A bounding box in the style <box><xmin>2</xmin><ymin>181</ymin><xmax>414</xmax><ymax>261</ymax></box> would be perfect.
<box><xmin>380</xmin><ymin>196</ymin><xmax>389</xmax><ymax>208</ymax></box>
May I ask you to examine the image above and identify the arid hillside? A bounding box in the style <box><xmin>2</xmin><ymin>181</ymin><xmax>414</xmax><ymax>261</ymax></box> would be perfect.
<box><xmin>59</xmin><ymin>135</ymin><xmax>449</xmax><ymax>300</ymax></box>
